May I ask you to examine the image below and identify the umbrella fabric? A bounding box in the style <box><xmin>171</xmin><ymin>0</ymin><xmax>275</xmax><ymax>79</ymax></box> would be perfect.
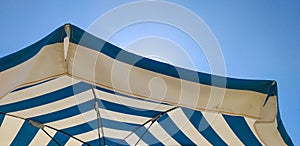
<box><xmin>0</xmin><ymin>24</ymin><xmax>293</xmax><ymax>145</ymax></box>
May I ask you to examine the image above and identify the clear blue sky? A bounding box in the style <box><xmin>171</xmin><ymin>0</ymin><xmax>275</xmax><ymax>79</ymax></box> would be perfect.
<box><xmin>0</xmin><ymin>0</ymin><xmax>299</xmax><ymax>144</ymax></box>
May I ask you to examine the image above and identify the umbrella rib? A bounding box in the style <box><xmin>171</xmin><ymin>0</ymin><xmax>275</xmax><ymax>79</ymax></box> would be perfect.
<box><xmin>0</xmin><ymin>99</ymin><xmax>177</xmax><ymax>146</ymax></box>
<box><xmin>0</xmin><ymin>112</ymin><xmax>90</xmax><ymax>146</ymax></box>
<box><xmin>134</xmin><ymin>106</ymin><xmax>179</xmax><ymax>145</ymax></box>
<box><xmin>116</xmin><ymin>118</ymin><xmax>152</xmax><ymax>145</ymax></box>
<box><xmin>45</xmin><ymin>125</ymin><xmax>90</xmax><ymax>146</ymax></box>
<box><xmin>134</xmin><ymin>119</ymin><xmax>155</xmax><ymax>146</ymax></box>
<box><xmin>117</xmin><ymin>106</ymin><xmax>179</xmax><ymax>145</ymax></box>
<box><xmin>41</xmin><ymin>128</ymin><xmax>61</xmax><ymax>146</ymax></box>
<box><xmin>91</xmin><ymin>85</ymin><xmax>106</xmax><ymax>146</ymax></box>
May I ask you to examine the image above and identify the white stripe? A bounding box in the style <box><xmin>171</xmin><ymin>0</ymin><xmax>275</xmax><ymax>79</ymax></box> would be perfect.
<box><xmin>69</xmin><ymin>45</ymin><xmax>271</xmax><ymax>119</ymax></box>
<box><xmin>10</xmin><ymin>89</ymin><xmax>92</xmax><ymax>119</ymax></box>
<box><xmin>0</xmin><ymin>44</ymin><xmax>65</xmax><ymax>99</ymax></box>
<box><xmin>245</xmin><ymin>117</ymin><xmax>265</xmax><ymax>145</ymax></box>
<box><xmin>124</xmin><ymin>122</ymin><xmax>149</xmax><ymax>146</ymax></box>
<box><xmin>10</xmin><ymin>80</ymin><xmax>164</xmax><ymax>126</ymax></box>
<box><xmin>0</xmin><ymin>76</ymin><xmax>79</xmax><ymax>106</ymax></box>
<box><xmin>46</xmin><ymin>108</ymin><xmax>149</xmax><ymax>130</ymax></box>
<box><xmin>73</xmin><ymin>127</ymin><xmax>147</xmax><ymax>145</ymax></box>
<box><xmin>95</xmin><ymin>89</ymin><xmax>174</xmax><ymax>112</ymax></box>
<box><xmin>202</xmin><ymin>112</ymin><xmax>243</xmax><ymax>145</ymax></box>
<box><xmin>63</xmin><ymin>24</ymin><xmax>70</xmax><ymax>60</ymax></box>
<box><xmin>254</xmin><ymin>119</ymin><xmax>287</xmax><ymax>146</ymax></box>
<box><xmin>168</xmin><ymin>109</ymin><xmax>211</xmax><ymax>145</ymax></box>
<box><xmin>45</xmin><ymin>109</ymin><xmax>93</xmax><ymax>130</ymax></box>
<box><xmin>64</xmin><ymin>138</ymin><xmax>83</xmax><ymax>146</ymax></box>
<box><xmin>148</xmin><ymin>122</ymin><xmax>180</xmax><ymax>145</ymax></box>
<box><xmin>100</xmin><ymin>108</ymin><xmax>150</xmax><ymax>124</ymax></box>
<box><xmin>73</xmin><ymin>128</ymin><xmax>102</xmax><ymax>143</ymax></box>
<box><xmin>29</xmin><ymin>127</ymin><xmax>56</xmax><ymax>146</ymax></box>
<box><xmin>0</xmin><ymin>116</ymin><xmax>24</xmax><ymax>145</ymax></box>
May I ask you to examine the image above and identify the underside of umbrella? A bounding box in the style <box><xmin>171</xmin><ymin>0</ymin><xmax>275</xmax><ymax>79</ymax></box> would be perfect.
<box><xmin>0</xmin><ymin>24</ymin><xmax>293</xmax><ymax>145</ymax></box>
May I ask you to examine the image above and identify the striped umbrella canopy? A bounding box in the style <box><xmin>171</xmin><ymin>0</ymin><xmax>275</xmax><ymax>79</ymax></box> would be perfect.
<box><xmin>0</xmin><ymin>24</ymin><xmax>293</xmax><ymax>145</ymax></box>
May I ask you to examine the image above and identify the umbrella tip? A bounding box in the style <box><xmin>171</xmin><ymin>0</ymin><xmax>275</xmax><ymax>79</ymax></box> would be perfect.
<box><xmin>29</xmin><ymin>120</ymin><xmax>45</xmax><ymax>129</ymax></box>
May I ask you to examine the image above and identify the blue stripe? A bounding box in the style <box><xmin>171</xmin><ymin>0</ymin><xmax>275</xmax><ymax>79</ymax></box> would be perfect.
<box><xmin>157</xmin><ymin>113</ymin><xmax>195</xmax><ymax>145</ymax></box>
<box><xmin>98</xmin><ymin>98</ymin><xmax>159</xmax><ymax>118</ymax></box>
<box><xmin>61</xmin><ymin>117</ymin><xmax>161</xmax><ymax>145</ymax></box>
<box><xmin>30</xmin><ymin>97</ymin><xmax>159</xmax><ymax>124</ymax></box>
<box><xmin>0</xmin><ymin>114</ymin><xmax>4</xmax><ymax>126</ymax></box>
<box><xmin>48</xmin><ymin>132</ymin><xmax>70</xmax><ymax>146</ymax></box>
<box><xmin>61</xmin><ymin>116</ymin><xmax>162</xmax><ymax>145</ymax></box>
<box><xmin>95</xmin><ymin>85</ymin><xmax>170</xmax><ymax>106</ymax></box>
<box><xmin>223</xmin><ymin>114</ymin><xmax>262</xmax><ymax>146</ymax></box>
<box><xmin>30</xmin><ymin>100</ymin><xmax>93</xmax><ymax>123</ymax></box>
<box><xmin>0</xmin><ymin>23</ymin><xmax>277</xmax><ymax>94</ymax></box>
<box><xmin>182</xmin><ymin>108</ymin><xmax>227</xmax><ymax>146</ymax></box>
<box><xmin>276</xmin><ymin>101</ymin><xmax>294</xmax><ymax>145</ymax></box>
<box><xmin>62</xmin><ymin>118</ymin><xmax>139</xmax><ymax>136</ymax></box>
<box><xmin>0</xmin><ymin>25</ymin><xmax>65</xmax><ymax>72</ymax></box>
<box><xmin>69</xmin><ymin>24</ymin><xmax>275</xmax><ymax>95</ymax></box>
<box><xmin>0</xmin><ymin>82</ymin><xmax>90</xmax><ymax>113</ymax></box>
<box><xmin>11</xmin><ymin>78</ymin><xmax>56</xmax><ymax>93</ymax></box>
<box><xmin>62</xmin><ymin>120</ymin><xmax>94</xmax><ymax>136</ymax></box>
<box><xmin>134</xmin><ymin>125</ymin><xmax>163</xmax><ymax>146</ymax></box>
<box><xmin>10</xmin><ymin>121</ymin><xmax>39</xmax><ymax>146</ymax></box>
<box><xmin>0</xmin><ymin>80</ymin><xmax>161</xmax><ymax>118</ymax></box>
<box><xmin>277</xmin><ymin>119</ymin><xmax>294</xmax><ymax>146</ymax></box>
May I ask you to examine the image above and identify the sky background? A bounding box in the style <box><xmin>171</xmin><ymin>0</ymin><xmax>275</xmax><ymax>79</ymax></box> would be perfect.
<box><xmin>0</xmin><ymin>0</ymin><xmax>299</xmax><ymax>144</ymax></box>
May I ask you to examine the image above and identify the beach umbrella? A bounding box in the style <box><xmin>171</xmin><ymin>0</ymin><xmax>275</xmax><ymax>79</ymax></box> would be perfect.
<box><xmin>0</xmin><ymin>24</ymin><xmax>293</xmax><ymax>145</ymax></box>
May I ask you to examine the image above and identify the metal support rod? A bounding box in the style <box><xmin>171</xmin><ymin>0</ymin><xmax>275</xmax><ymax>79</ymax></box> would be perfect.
<box><xmin>41</xmin><ymin>128</ymin><xmax>61</xmax><ymax>146</ymax></box>
<box><xmin>0</xmin><ymin>112</ymin><xmax>90</xmax><ymax>146</ymax></box>
<box><xmin>91</xmin><ymin>85</ymin><xmax>106</xmax><ymax>146</ymax></box>
<box><xmin>134</xmin><ymin>120</ymin><xmax>155</xmax><ymax>146</ymax></box>
<box><xmin>116</xmin><ymin>118</ymin><xmax>153</xmax><ymax>145</ymax></box>
<box><xmin>117</xmin><ymin>106</ymin><xmax>179</xmax><ymax>145</ymax></box>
